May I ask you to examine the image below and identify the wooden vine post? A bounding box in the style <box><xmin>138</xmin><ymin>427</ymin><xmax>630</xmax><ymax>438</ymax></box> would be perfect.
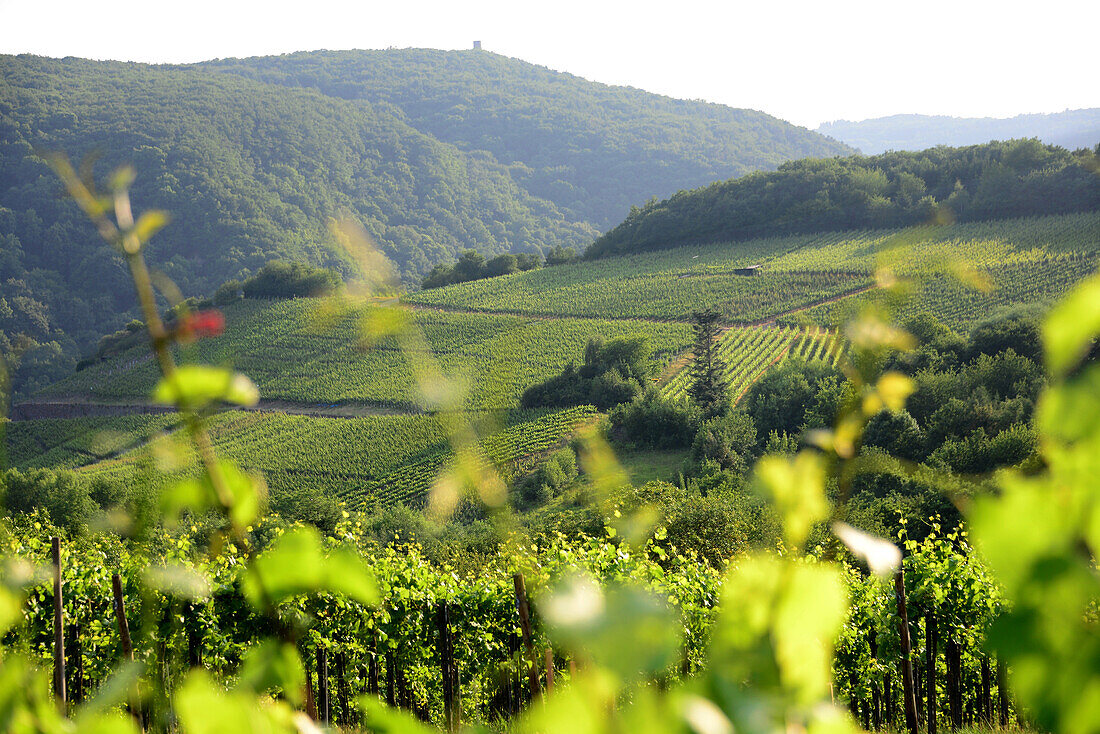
<box><xmin>868</xmin><ymin>632</ymin><xmax>882</xmax><ymax>730</ymax></box>
<box><xmin>946</xmin><ymin>640</ymin><xmax>962</xmax><ymax>728</ymax></box>
<box><xmin>318</xmin><ymin>647</ymin><xmax>330</xmax><ymax>725</ymax></box>
<box><xmin>925</xmin><ymin>611</ymin><xmax>937</xmax><ymax>734</ymax></box>
<box><xmin>369</xmin><ymin>630</ymin><xmax>380</xmax><ymax>696</ymax></box>
<box><xmin>436</xmin><ymin>601</ymin><xmax>460</xmax><ymax>731</ymax></box>
<box><xmin>70</xmin><ymin>622</ymin><xmax>84</xmax><ymax>705</ymax></box>
<box><xmin>513</xmin><ymin>572</ymin><xmax>541</xmax><ymax>699</ymax></box>
<box><xmin>386</xmin><ymin>649</ymin><xmax>397</xmax><ymax>707</ymax></box>
<box><xmin>51</xmin><ymin>537</ymin><xmax>66</xmax><ymax>708</ymax></box>
<box><xmin>544</xmin><ymin>648</ymin><xmax>555</xmax><ymax>694</ymax></box>
<box><xmin>981</xmin><ymin>656</ymin><xmax>992</xmax><ymax>724</ymax></box>
<box><xmin>185</xmin><ymin>602</ymin><xmax>202</xmax><ymax>668</ymax></box>
<box><xmin>894</xmin><ymin>569</ymin><xmax>919</xmax><ymax>734</ymax></box>
<box><xmin>304</xmin><ymin>651</ymin><xmax>317</xmax><ymax>720</ymax></box>
<box><xmin>997</xmin><ymin>657</ymin><xmax>1010</xmax><ymax>727</ymax></box>
<box><xmin>111</xmin><ymin>573</ymin><xmax>134</xmax><ymax>661</ymax></box>
<box><xmin>336</xmin><ymin>651</ymin><xmax>350</xmax><ymax>726</ymax></box>
<box><xmin>111</xmin><ymin>572</ymin><xmax>142</xmax><ymax>728</ymax></box>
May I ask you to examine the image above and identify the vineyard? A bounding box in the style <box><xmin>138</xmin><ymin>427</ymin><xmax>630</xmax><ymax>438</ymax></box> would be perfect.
<box><xmin>39</xmin><ymin>303</ymin><xmax>693</xmax><ymax>410</ymax></box>
<box><xmin>54</xmin><ymin>406</ymin><xmax>598</xmax><ymax>510</ymax></box>
<box><xmin>661</xmin><ymin>325</ymin><xmax>845</xmax><ymax>404</ymax></box>
<box><xmin>5</xmin><ymin>414</ymin><xmax>181</xmax><ymax>471</ymax></box>
<box><xmin>405</xmin><ymin>212</ymin><xmax>1100</xmax><ymax>327</ymax></box>
<box><xmin>6</xmin><ymin>512</ymin><xmax>1015</xmax><ymax>733</ymax></box>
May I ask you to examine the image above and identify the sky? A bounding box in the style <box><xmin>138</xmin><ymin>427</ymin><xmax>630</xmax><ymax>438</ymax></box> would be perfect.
<box><xmin>0</xmin><ymin>0</ymin><xmax>1096</xmax><ymax>129</ymax></box>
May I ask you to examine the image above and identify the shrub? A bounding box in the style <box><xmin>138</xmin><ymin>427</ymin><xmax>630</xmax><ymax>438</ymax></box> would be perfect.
<box><xmin>609</xmin><ymin>388</ymin><xmax>701</xmax><ymax>449</ymax></box>
<box><xmin>241</xmin><ymin>260</ymin><xmax>340</xmax><ymax>299</ymax></box>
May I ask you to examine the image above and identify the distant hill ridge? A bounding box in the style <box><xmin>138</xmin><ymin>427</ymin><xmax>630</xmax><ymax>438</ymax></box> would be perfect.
<box><xmin>198</xmin><ymin>48</ymin><xmax>852</xmax><ymax>229</ymax></box>
<box><xmin>818</xmin><ymin>109</ymin><xmax>1100</xmax><ymax>154</ymax></box>
<box><xmin>0</xmin><ymin>49</ymin><xmax>848</xmax><ymax>398</ymax></box>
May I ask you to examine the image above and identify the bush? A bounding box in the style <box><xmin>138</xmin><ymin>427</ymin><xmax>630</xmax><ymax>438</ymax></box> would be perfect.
<box><xmin>689</xmin><ymin>411</ymin><xmax>757</xmax><ymax>473</ymax></box>
<box><xmin>513</xmin><ymin>448</ymin><xmax>578</xmax><ymax>510</ymax></box>
<box><xmin>241</xmin><ymin>261</ymin><xmax>341</xmax><ymax>299</ymax></box>
<box><xmin>522</xmin><ymin>336</ymin><xmax>654</xmax><ymax>410</ymax></box>
<box><xmin>1</xmin><ymin>468</ymin><xmax>97</xmax><ymax>533</ymax></box>
<box><xmin>609</xmin><ymin>388</ymin><xmax>700</xmax><ymax>449</ymax></box>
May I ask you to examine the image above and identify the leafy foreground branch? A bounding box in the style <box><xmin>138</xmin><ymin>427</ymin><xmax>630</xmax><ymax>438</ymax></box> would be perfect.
<box><xmin>2</xmin><ymin>161</ymin><xmax>1100</xmax><ymax>734</ymax></box>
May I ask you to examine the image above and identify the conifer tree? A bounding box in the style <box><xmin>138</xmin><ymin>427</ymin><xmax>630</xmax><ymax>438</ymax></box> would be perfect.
<box><xmin>689</xmin><ymin>308</ymin><xmax>729</xmax><ymax>417</ymax></box>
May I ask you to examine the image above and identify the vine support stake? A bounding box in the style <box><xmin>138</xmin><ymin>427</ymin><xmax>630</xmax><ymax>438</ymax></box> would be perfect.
<box><xmin>926</xmin><ymin>611</ymin><xmax>937</xmax><ymax>734</ymax></box>
<box><xmin>386</xmin><ymin>649</ymin><xmax>396</xmax><ymax>707</ymax></box>
<box><xmin>304</xmin><ymin>650</ymin><xmax>317</xmax><ymax>721</ymax></box>
<box><xmin>51</xmin><ymin>537</ymin><xmax>66</xmax><ymax>708</ymax></box>
<box><xmin>111</xmin><ymin>573</ymin><xmax>134</xmax><ymax>662</ymax></box>
<box><xmin>369</xmin><ymin>630</ymin><xmax>380</xmax><ymax>696</ymax></box>
<box><xmin>894</xmin><ymin>569</ymin><xmax>919</xmax><ymax>734</ymax></box>
<box><xmin>336</xmin><ymin>651</ymin><xmax>349</xmax><ymax>726</ymax></box>
<box><xmin>318</xmin><ymin>646</ymin><xmax>330</xmax><ymax>725</ymax></box>
<box><xmin>544</xmin><ymin>648</ymin><xmax>555</xmax><ymax>694</ymax></box>
<box><xmin>71</xmin><ymin>621</ymin><xmax>84</xmax><ymax>705</ymax></box>
<box><xmin>437</xmin><ymin>601</ymin><xmax>459</xmax><ymax>731</ymax></box>
<box><xmin>980</xmin><ymin>655</ymin><xmax>992</xmax><ymax>724</ymax></box>
<box><xmin>997</xmin><ymin>657</ymin><xmax>1009</xmax><ymax>727</ymax></box>
<box><xmin>513</xmin><ymin>572</ymin><xmax>541</xmax><ymax>699</ymax></box>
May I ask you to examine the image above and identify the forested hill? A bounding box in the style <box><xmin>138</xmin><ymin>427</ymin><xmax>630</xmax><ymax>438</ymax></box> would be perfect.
<box><xmin>0</xmin><ymin>54</ymin><xmax>594</xmax><ymax>394</ymax></box>
<box><xmin>818</xmin><ymin>109</ymin><xmax>1100</xmax><ymax>155</ymax></box>
<box><xmin>587</xmin><ymin>140</ymin><xmax>1100</xmax><ymax>258</ymax></box>
<box><xmin>0</xmin><ymin>50</ymin><xmax>849</xmax><ymax>399</ymax></box>
<box><xmin>198</xmin><ymin>49</ymin><xmax>853</xmax><ymax>229</ymax></box>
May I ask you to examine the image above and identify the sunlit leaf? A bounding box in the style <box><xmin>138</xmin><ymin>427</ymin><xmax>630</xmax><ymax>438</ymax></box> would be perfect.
<box><xmin>1043</xmin><ymin>272</ymin><xmax>1100</xmax><ymax>377</ymax></box>
<box><xmin>153</xmin><ymin>365</ymin><xmax>259</xmax><ymax>410</ymax></box>
<box><xmin>129</xmin><ymin>209</ymin><xmax>169</xmax><ymax>246</ymax></box>
<box><xmin>175</xmin><ymin>670</ymin><xmax>299</xmax><ymax>734</ymax></box>
<box><xmin>237</xmin><ymin>640</ymin><xmax>305</xmax><ymax>707</ymax></box>
<box><xmin>107</xmin><ymin>165</ymin><xmax>136</xmax><ymax>193</ymax></box>
<box><xmin>754</xmin><ymin>451</ymin><xmax>828</xmax><ymax>549</ymax></box>
<box><xmin>539</xmin><ymin>573</ymin><xmax>677</xmax><ymax>682</ymax></box>
<box><xmin>242</xmin><ymin>526</ymin><xmax>378</xmax><ymax>608</ymax></box>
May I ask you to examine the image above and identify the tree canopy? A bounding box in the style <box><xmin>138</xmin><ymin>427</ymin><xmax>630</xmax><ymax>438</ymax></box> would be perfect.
<box><xmin>587</xmin><ymin>140</ymin><xmax>1100</xmax><ymax>258</ymax></box>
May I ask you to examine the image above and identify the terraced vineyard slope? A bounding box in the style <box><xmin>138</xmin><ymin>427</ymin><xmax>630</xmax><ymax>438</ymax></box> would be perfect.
<box><xmin>662</xmin><ymin>325</ymin><xmax>844</xmax><ymax>404</ymax></box>
<box><xmin>409</xmin><ymin>212</ymin><xmax>1100</xmax><ymax>330</ymax></box>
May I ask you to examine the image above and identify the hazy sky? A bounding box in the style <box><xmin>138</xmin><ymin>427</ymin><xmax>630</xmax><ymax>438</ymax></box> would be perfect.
<box><xmin>1</xmin><ymin>0</ymin><xmax>1096</xmax><ymax>128</ymax></box>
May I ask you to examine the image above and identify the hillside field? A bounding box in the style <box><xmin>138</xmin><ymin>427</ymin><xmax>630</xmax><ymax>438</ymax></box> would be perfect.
<box><xmin>9</xmin><ymin>211</ymin><xmax>1098</xmax><ymax>510</ymax></box>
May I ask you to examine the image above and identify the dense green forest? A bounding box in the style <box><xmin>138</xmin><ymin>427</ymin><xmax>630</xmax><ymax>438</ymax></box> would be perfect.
<box><xmin>0</xmin><ymin>51</ymin><xmax>850</xmax><ymax>400</ymax></box>
<box><xmin>199</xmin><ymin>49</ymin><xmax>852</xmax><ymax>230</ymax></box>
<box><xmin>819</xmin><ymin>109</ymin><xmax>1100</xmax><ymax>154</ymax></box>
<box><xmin>587</xmin><ymin>140</ymin><xmax>1100</xmax><ymax>258</ymax></box>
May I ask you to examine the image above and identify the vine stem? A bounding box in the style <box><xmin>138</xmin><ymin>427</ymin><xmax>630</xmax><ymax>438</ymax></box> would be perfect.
<box><xmin>112</xmin><ymin>189</ymin><xmax>236</xmax><ymax>516</ymax></box>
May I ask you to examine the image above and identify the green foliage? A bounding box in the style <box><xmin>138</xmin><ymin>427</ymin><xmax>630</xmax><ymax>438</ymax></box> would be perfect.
<box><xmin>741</xmin><ymin>358</ymin><xmax>844</xmax><ymax>442</ymax></box>
<box><xmin>239</xmin><ymin>261</ymin><xmax>340</xmax><ymax>299</ymax></box>
<box><xmin>40</xmin><ymin>300</ymin><xmax>692</xmax><ymax>411</ymax></box>
<box><xmin>608</xmin><ymin>388</ymin><xmax>700</xmax><ymax>450</ymax></box>
<box><xmin>589</xmin><ymin>140</ymin><xmax>1100</xmax><ymax>258</ymax></box>
<box><xmin>688</xmin><ymin>308</ymin><xmax>729</xmax><ymax>417</ymax></box>
<box><xmin>420</xmin><ymin>249</ymin><xmax>540</xmax><ymax>289</ymax></box>
<box><xmin>199</xmin><ymin>48</ymin><xmax>850</xmax><ymax>230</ymax></box>
<box><xmin>512</xmin><ymin>448</ymin><xmax>578</xmax><ymax>510</ymax></box>
<box><xmin>689</xmin><ymin>411</ymin><xmax>757</xmax><ymax>473</ymax></box>
<box><xmin>521</xmin><ymin>336</ymin><xmax>656</xmax><ymax>410</ymax></box>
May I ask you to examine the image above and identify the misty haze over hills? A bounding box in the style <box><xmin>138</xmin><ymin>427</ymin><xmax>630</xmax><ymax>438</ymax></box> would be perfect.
<box><xmin>818</xmin><ymin>109</ymin><xmax>1100</xmax><ymax>154</ymax></box>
